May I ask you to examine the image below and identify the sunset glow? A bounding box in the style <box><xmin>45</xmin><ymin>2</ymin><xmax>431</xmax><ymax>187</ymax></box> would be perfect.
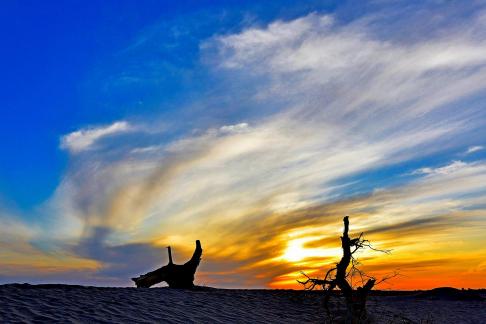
<box><xmin>1</xmin><ymin>1</ymin><xmax>485</xmax><ymax>291</ymax></box>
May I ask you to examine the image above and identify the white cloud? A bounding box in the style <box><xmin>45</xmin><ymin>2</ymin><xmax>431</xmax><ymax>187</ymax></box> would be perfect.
<box><xmin>466</xmin><ymin>145</ymin><xmax>484</xmax><ymax>154</ymax></box>
<box><xmin>60</xmin><ymin>121</ymin><xmax>132</xmax><ymax>153</ymax></box>
<box><xmin>219</xmin><ymin>122</ymin><xmax>249</xmax><ymax>134</ymax></box>
<box><xmin>413</xmin><ymin>160</ymin><xmax>468</xmax><ymax>176</ymax></box>
<box><xmin>212</xmin><ymin>12</ymin><xmax>486</xmax><ymax>123</ymax></box>
<box><xmin>216</xmin><ymin>13</ymin><xmax>486</xmax><ymax>76</ymax></box>
<box><xmin>130</xmin><ymin>145</ymin><xmax>163</xmax><ymax>155</ymax></box>
<box><xmin>215</xmin><ymin>14</ymin><xmax>334</xmax><ymax>69</ymax></box>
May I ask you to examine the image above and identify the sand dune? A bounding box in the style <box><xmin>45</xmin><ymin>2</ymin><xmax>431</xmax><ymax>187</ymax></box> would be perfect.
<box><xmin>0</xmin><ymin>284</ymin><xmax>484</xmax><ymax>323</ymax></box>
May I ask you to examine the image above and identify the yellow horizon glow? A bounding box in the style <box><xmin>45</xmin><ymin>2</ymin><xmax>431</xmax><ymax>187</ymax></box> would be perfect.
<box><xmin>2</xmin><ymin>162</ymin><xmax>486</xmax><ymax>289</ymax></box>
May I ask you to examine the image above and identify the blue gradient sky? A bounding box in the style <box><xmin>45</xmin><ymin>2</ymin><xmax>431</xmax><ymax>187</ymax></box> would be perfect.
<box><xmin>1</xmin><ymin>0</ymin><xmax>343</xmax><ymax>208</ymax></box>
<box><xmin>0</xmin><ymin>1</ymin><xmax>485</xmax><ymax>289</ymax></box>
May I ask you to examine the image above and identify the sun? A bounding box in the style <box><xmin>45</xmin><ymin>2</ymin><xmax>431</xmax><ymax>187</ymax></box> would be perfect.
<box><xmin>282</xmin><ymin>236</ymin><xmax>340</xmax><ymax>263</ymax></box>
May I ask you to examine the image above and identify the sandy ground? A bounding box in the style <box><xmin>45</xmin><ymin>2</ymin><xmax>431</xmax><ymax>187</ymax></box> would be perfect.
<box><xmin>364</xmin><ymin>296</ymin><xmax>484</xmax><ymax>323</ymax></box>
<box><xmin>0</xmin><ymin>284</ymin><xmax>484</xmax><ymax>323</ymax></box>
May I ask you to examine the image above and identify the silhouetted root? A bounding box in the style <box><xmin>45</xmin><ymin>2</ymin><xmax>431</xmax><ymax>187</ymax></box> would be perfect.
<box><xmin>132</xmin><ymin>240</ymin><xmax>202</xmax><ymax>289</ymax></box>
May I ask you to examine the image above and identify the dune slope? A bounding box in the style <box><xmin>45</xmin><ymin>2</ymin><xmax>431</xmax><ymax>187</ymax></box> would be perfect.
<box><xmin>0</xmin><ymin>284</ymin><xmax>484</xmax><ymax>323</ymax></box>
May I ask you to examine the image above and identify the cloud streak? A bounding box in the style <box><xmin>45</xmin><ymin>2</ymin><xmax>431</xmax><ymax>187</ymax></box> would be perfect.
<box><xmin>60</xmin><ymin>121</ymin><xmax>133</xmax><ymax>153</ymax></box>
<box><xmin>466</xmin><ymin>145</ymin><xmax>484</xmax><ymax>154</ymax></box>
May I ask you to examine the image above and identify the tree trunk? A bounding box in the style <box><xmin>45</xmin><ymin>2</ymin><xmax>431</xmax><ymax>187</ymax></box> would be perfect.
<box><xmin>132</xmin><ymin>240</ymin><xmax>202</xmax><ymax>288</ymax></box>
<box><xmin>297</xmin><ymin>216</ymin><xmax>382</xmax><ymax>323</ymax></box>
<box><xmin>337</xmin><ymin>217</ymin><xmax>375</xmax><ymax>324</ymax></box>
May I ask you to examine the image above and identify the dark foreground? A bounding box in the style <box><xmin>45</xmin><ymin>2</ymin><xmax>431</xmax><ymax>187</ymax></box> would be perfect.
<box><xmin>0</xmin><ymin>284</ymin><xmax>484</xmax><ymax>323</ymax></box>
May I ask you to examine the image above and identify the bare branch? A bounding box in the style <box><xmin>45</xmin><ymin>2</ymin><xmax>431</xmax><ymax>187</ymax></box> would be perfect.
<box><xmin>375</xmin><ymin>271</ymin><xmax>401</xmax><ymax>286</ymax></box>
<box><xmin>297</xmin><ymin>271</ymin><xmax>334</xmax><ymax>290</ymax></box>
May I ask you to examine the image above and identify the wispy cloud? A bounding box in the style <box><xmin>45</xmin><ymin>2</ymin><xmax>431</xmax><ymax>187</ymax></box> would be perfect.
<box><xmin>219</xmin><ymin>122</ymin><xmax>249</xmax><ymax>134</ymax></box>
<box><xmin>466</xmin><ymin>145</ymin><xmax>484</xmax><ymax>154</ymax></box>
<box><xmin>51</xmin><ymin>9</ymin><xmax>486</xmax><ymax>286</ymax></box>
<box><xmin>60</xmin><ymin>121</ymin><xmax>133</xmax><ymax>153</ymax></box>
<box><xmin>412</xmin><ymin>160</ymin><xmax>468</xmax><ymax>175</ymax></box>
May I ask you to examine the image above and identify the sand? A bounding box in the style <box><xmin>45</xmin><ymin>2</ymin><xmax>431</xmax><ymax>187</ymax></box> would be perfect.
<box><xmin>0</xmin><ymin>284</ymin><xmax>484</xmax><ymax>323</ymax></box>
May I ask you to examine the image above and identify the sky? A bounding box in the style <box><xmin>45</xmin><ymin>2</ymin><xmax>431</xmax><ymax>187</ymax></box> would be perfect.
<box><xmin>0</xmin><ymin>0</ymin><xmax>486</xmax><ymax>290</ymax></box>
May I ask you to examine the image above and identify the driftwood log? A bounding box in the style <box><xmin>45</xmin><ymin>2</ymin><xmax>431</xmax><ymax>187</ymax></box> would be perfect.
<box><xmin>132</xmin><ymin>240</ymin><xmax>202</xmax><ymax>288</ymax></box>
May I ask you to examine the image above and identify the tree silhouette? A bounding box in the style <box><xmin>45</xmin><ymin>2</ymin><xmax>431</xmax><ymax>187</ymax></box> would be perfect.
<box><xmin>298</xmin><ymin>216</ymin><xmax>393</xmax><ymax>323</ymax></box>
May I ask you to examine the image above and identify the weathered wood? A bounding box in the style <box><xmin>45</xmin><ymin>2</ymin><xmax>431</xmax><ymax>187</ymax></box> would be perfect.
<box><xmin>132</xmin><ymin>240</ymin><xmax>202</xmax><ymax>288</ymax></box>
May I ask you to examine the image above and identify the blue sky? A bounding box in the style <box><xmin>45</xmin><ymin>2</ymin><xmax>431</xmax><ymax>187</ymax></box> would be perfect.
<box><xmin>1</xmin><ymin>0</ymin><xmax>345</xmax><ymax>208</ymax></box>
<box><xmin>1</xmin><ymin>1</ymin><xmax>486</xmax><ymax>288</ymax></box>
<box><xmin>1</xmin><ymin>0</ymin><xmax>480</xmax><ymax>208</ymax></box>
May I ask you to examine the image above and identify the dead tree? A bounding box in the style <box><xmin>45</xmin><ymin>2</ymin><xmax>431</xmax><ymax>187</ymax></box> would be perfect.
<box><xmin>298</xmin><ymin>216</ymin><xmax>392</xmax><ymax>324</ymax></box>
<box><xmin>132</xmin><ymin>240</ymin><xmax>202</xmax><ymax>288</ymax></box>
